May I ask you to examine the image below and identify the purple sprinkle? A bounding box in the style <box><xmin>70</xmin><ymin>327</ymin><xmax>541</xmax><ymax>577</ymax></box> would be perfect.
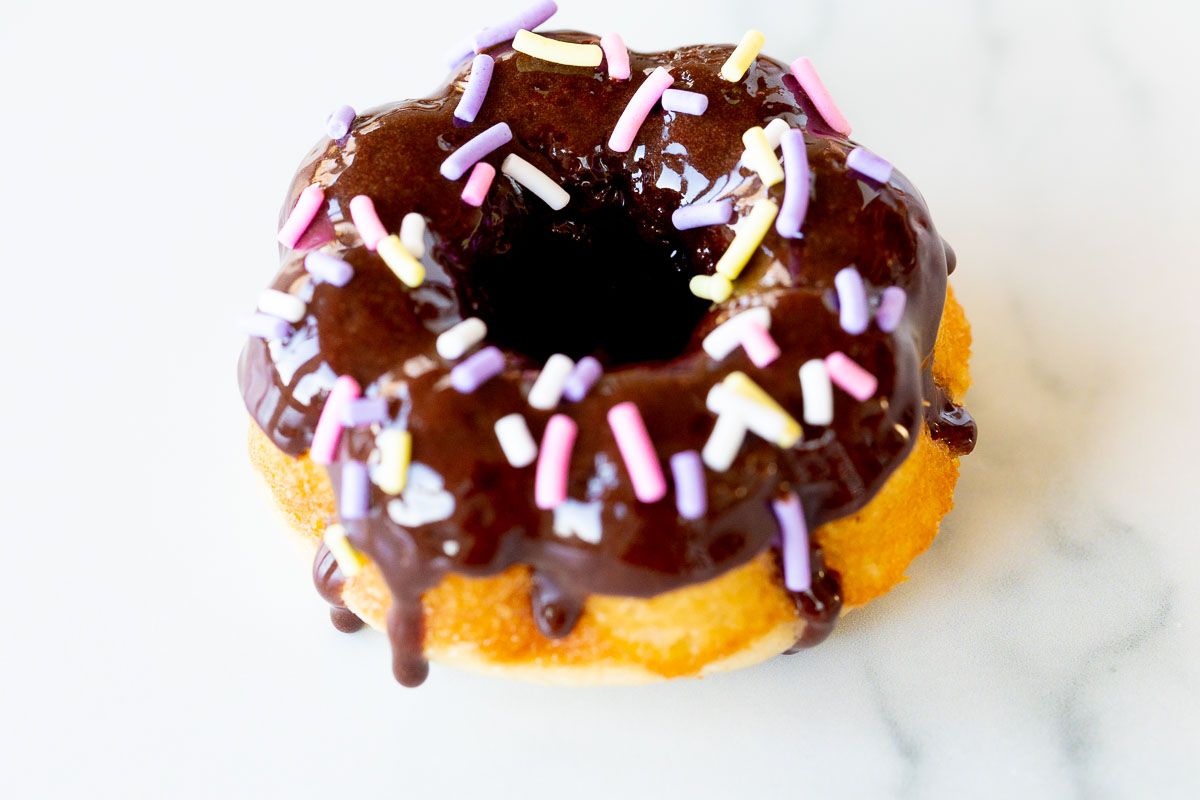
<box><xmin>776</xmin><ymin>129</ymin><xmax>811</xmax><ymax>238</ymax></box>
<box><xmin>450</xmin><ymin>346</ymin><xmax>505</xmax><ymax>393</ymax></box>
<box><xmin>876</xmin><ymin>286</ymin><xmax>908</xmax><ymax>333</ymax></box>
<box><xmin>671</xmin><ymin>199</ymin><xmax>733</xmax><ymax>231</ymax></box>
<box><xmin>835</xmin><ymin>265</ymin><xmax>869</xmax><ymax>335</ymax></box>
<box><xmin>241</xmin><ymin>312</ymin><xmax>292</xmax><ymax>341</ymax></box>
<box><xmin>304</xmin><ymin>251</ymin><xmax>354</xmax><ymax>287</ymax></box>
<box><xmin>325</xmin><ymin>105</ymin><xmax>356</xmax><ymax>140</ymax></box>
<box><xmin>846</xmin><ymin>146</ymin><xmax>894</xmax><ymax>184</ymax></box>
<box><xmin>563</xmin><ymin>356</ymin><xmax>603</xmax><ymax>402</ymax></box>
<box><xmin>661</xmin><ymin>89</ymin><xmax>708</xmax><ymax>116</ymax></box>
<box><xmin>772</xmin><ymin>494</ymin><xmax>811</xmax><ymax>593</ymax></box>
<box><xmin>440</xmin><ymin>122</ymin><xmax>512</xmax><ymax>180</ymax></box>
<box><xmin>340</xmin><ymin>461</ymin><xmax>370</xmax><ymax>521</ymax></box>
<box><xmin>473</xmin><ymin>0</ymin><xmax>558</xmax><ymax>52</ymax></box>
<box><xmin>670</xmin><ymin>451</ymin><xmax>707</xmax><ymax>521</ymax></box>
<box><xmin>342</xmin><ymin>396</ymin><xmax>389</xmax><ymax>427</ymax></box>
<box><xmin>455</xmin><ymin>54</ymin><xmax>495</xmax><ymax>124</ymax></box>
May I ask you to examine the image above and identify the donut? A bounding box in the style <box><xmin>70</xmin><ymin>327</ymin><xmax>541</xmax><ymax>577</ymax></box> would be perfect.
<box><xmin>238</xmin><ymin>10</ymin><xmax>977</xmax><ymax>687</ymax></box>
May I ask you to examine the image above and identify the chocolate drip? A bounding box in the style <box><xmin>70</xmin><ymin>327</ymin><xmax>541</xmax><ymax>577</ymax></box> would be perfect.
<box><xmin>530</xmin><ymin>572</ymin><xmax>586</xmax><ymax>639</ymax></box>
<box><xmin>312</xmin><ymin>542</ymin><xmax>365</xmax><ymax>633</ymax></box>
<box><xmin>784</xmin><ymin>549</ymin><xmax>844</xmax><ymax>652</ymax></box>
<box><xmin>927</xmin><ymin>390</ymin><xmax>978</xmax><ymax>456</ymax></box>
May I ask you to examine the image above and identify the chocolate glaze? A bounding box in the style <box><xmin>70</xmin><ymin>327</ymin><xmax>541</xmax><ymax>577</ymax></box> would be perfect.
<box><xmin>239</xmin><ymin>34</ymin><xmax>972</xmax><ymax>684</ymax></box>
<box><xmin>312</xmin><ymin>542</ymin><xmax>365</xmax><ymax>633</ymax></box>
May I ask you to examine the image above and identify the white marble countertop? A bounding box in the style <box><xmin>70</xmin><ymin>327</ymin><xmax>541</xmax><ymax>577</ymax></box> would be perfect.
<box><xmin>1</xmin><ymin>0</ymin><xmax>1197</xmax><ymax>797</ymax></box>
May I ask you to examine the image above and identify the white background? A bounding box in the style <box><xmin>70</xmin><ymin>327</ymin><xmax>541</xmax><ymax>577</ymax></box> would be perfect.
<box><xmin>1</xmin><ymin>0</ymin><xmax>1198</xmax><ymax>797</ymax></box>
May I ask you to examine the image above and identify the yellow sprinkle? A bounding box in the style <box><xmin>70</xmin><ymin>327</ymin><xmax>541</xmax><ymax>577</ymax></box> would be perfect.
<box><xmin>324</xmin><ymin>523</ymin><xmax>368</xmax><ymax>578</ymax></box>
<box><xmin>374</xmin><ymin>428</ymin><xmax>412</xmax><ymax>495</ymax></box>
<box><xmin>741</xmin><ymin>126</ymin><xmax>784</xmax><ymax>187</ymax></box>
<box><xmin>724</xmin><ymin>371</ymin><xmax>802</xmax><ymax>447</ymax></box>
<box><xmin>377</xmin><ymin>234</ymin><xmax>425</xmax><ymax>288</ymax></box>
<box><xmin>720</xmin><ymin>30</ymin><xmax>765</xmax><ymax>82</ymax></box>
<box><xmin>513</xmin><ymin>29</ymin><xmax>604</xmax><ymax>68</ymax></box>
<box><xmin>714</xmin><ymin>199</ymin><xmax>779</xmax><ymax>280</ymax></box>
<box><xmin>689</xmin><ymin>274</ymin><xmax>733</xmax><ymax>303</ymax></box>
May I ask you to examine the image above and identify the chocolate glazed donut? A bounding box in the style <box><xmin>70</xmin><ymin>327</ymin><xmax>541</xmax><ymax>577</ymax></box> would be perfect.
<box><xmin>239</xmin><ymin>33</ymin><xmax>975</xmax><ymax>686</ymax></box>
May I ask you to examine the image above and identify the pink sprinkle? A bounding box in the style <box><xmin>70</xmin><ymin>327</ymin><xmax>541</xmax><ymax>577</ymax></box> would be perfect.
<box><xmin>349</xmin><ymin>195</ymin><xmax>388</xmax><ymax>251</ymax></box>
<box><xmin>789</xmin><ymin>57</ymin><xmax>852</xmax><ymax>137</ymax></box>
<box><xmin>277</xmin><ymin>184</ymin><xmax>325</xmax><ymax>249</ymax></box>
<box><xmin>600</xmin><ymin>33</ymin><xmax>630</xmax><ymax>80</ymax></box>
<box><xmin>310</xmin><ymin>375</ymin><xmax>361</xmax><ymax>465</ymax></box>
<box><xmin>607</xmin><ymin>401</ymin><xmax>667</xmax><ymax>503</ymax></box>
<box><xmin>608</xmin><ymin>67</ymin><xmax>674</xmax><ymax>153</ymax></box>
<box><xmin>825</xmin><ymin>351</ymin><xmax>878</xmax><ymax>401</ymax></box>
<box><xmin>740</xmin><ymin>321</ymin><xmax>781</xmax><ymax>367</ymax></box>
<box><xmin>772</xmin><ymin>493</ymin><xmax>811</xmax><ymax>593</ymax></box>
<box><xmin>535</xmin><ymin>414</ymin><xmax>577</xmax><ymax>510</ymax></box>
<box><xmin>461</xmin><ymin>161</ymin><xmax>496</xmax><ymax>207</ymax></box>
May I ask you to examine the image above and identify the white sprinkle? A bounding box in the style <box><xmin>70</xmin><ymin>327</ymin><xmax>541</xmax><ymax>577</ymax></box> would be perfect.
<box><xmin>706</xmin><ymin>383</ymin><xmax>796</xmax><ymax>448</ymax></box>
<box><xmin>494</xmin><ymin>413</ymin><xmax>538</xmax><ymax>468</ymax></box>
<box><xmin>799</xmin><ymin>359</ymin><xmax>834</xmax><ymax>426</ymax></box>
<box><xmin>552</xmin><ymin>499</ymin><xmax>604</xmax><ymax>544</ymax></box>
<box><xmin>764</xmin><ymin>118</ymin><xmax>791</xmax><ymax>150</ymax></box>
<box><xmin>257</xmin><ymin>289</ymin><xmax>306</xmax><ymax>323</ymax></box>
<box><xmin>527</xmin><ymin>353</ymin><xmax>575</xmax><ymax>410</ymax></box>
<box><xmin>436</xmin><ymin>317</ymin><xmax>488</xmax><ymax>360</ymax></box>
<box><xmin>501</xmin><ymin>154</ymin><xmax>570</xmax><ymax>210</ymax></box>
<box><xmin>386</xmin><ymin>463</ymin><xmax>455</xmax><ymax>526</ymax></box>
<box><xmin>442</xmin><ymin>540</ymin><xmax>461</xmax><ymax>556</ymax></box>
<box><xmin>400</xmin><ymin>213</ymin><xmax>427</xmax><ymax>259</ymax></box>
<box><xmin>701</xmin><ymin>307</ymin><xmax>772</xmax><ymax>360</ymax></box>
<box><xmin>702</xmin><ymin>412</ymin><xmax>748</xmax><ymax>472</ymax></box>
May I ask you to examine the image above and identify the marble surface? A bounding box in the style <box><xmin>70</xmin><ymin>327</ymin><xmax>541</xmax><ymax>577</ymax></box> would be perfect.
<box><xmin>1</xmin><ymin>0</ymin><xmax>1197</xmax><ymax>797</ymax></box>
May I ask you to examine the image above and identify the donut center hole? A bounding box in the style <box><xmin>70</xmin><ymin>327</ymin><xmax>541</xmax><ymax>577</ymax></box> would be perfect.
<box><xmin>458</xmin><ymin>202</ymin><xmax>710</xmax><ymax>366</ymax></box>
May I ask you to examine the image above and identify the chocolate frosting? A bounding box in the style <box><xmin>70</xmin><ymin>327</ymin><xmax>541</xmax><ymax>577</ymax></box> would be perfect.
<box><xmin>238</xmin><ymin>34</ymin><xmax>974</xmax><ymax>685</ymax></box>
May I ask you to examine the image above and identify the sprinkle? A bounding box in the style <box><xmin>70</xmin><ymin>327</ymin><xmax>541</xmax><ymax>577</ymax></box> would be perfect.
<box><xmin>325</xmin><ymin>105</ymin><xmax>356</xmax><ymax>139</ymax></box>
<box><xmin>790</xmin><ymin>57</ymin><xmax>852</xmax><ymax>136</ymax></box>
<box><xmin>373</xmin><ymin>428</ymin><xmax>412</xmax><ymax>495</ymax></box>
<box><xmin>311</xmin><ymin>375</ymin><xmax>361</xmax><ymax>465</ymax></box>
<box><xmin>501</xmin><ymin>154</ymin><xmax>570</xmax><ymax>210</ymax></box>
<box><xmin>342</xmin><ymin>396</ymin><xmax>389</xmax><ymax>427</ymax></box>
<box><xmin>563</xmin><ymin>356</ymin><xmax>603</xmax><ymax>402</ymax></box>
<box><xmin>763</xmin><ymin>118</ymin><xmax>791</xmax><ymax>150</ymax></box>
<box><xmin>277</xmin><ymin>184</ymin><xmax>325</xmax><ymax>249</ymax></box>
<box><xmin>552</xmin><ymin>499</ymin><xmax>603</xmax><ymax>544</ymax></box>
<box><xmin>798</xmin><ymin>359</ymin><xmax>834</xmax><ymax>425</ymax></box>
<box><xmin>473</xmin><ymin>0</ymin><xmax>559</xmax><ymax>52</ymax></box>
<box><xmin>340</xmin><ymin>461</ymin><xmax>370</xmax><ymax>521</ymax></box>
<box><xmin>436</xmin><ymin>317</ymin><xmax>488</xmax><ymax>360</ymax></box>
<box><xmin>825</xmin><ymin>351</ymin><xmax>878</xmax><ymax>401</ymax></box>
<box><xmin>349</xmin><ymin>195</ymin><xmax>388</xmax><ymax>251</ymax></box>
<box><xmin>455</xmin><ymin>54</ymin><xmax>495</xmax><ymax>123</ymax></box>
<box><xmin>461</xmin><ymin>161</ymin><xmax>497</xmax><ymax>207</ymax></box>
<box><xmin>607</xmin><ymin>402</ymin><xmax>667</xmax><ymax>503</ymax></box>
<box><xmin>400</xmin><ymin>213</ymin><xmax>427</xmax><ymax>259</ymax></box>
<box><xmin>324</xmin><ymin>523</ymin><xmax>367</xmax><ymax>578</ymax></box>
<box><xmin>670</xmin><ymin>451</ymin><xmax>707</xmax><ymax>520</ymax></box>
<box><xmin>689</xmin><ymin>274</ymin><xmax>733</xmax><ymax>303</ymax></box>
<box><xmin>741</xmin><ymin>126</ymin><xmax>784</xmax><ymax>187</ymax></box>
<box><xmin>702</xmin><ymin>307</ymin><xmax>772</xmax><ymax>360</ymax></box>
<box><xmin>835</xmin><ymin>266</ymin><xmax>869</xmax><ymax>335</ymax></box>
<box><xmin>304</xmin><ymin>251</ymin><xmax>353</xmax><ymax>287</ymax></box>
<box><xmin>257</xmin><ymin>289</ymin><xmax>306</xmax><ymax>323</ymax></box>
<box><xmin>714</xmin><ymin>199</ymin><xmax>779</xmax><ymax>281</ymax></box>
<box><xmin>528</xmin><ymin>353</ymin><xmax>575</xmax><ymax>410</ymax></box>
<box><xmin>451</xmin><ymin>346</ymin><xmax>505</xmax><ymax>393</ymax></box>
<box><xmin>600</xmin><ymin>32</ymin><xmax>630</xmax><ymax>80</ymax></box>
<box><xmin>440</xmin><ymin>122</ymin><xmax>513</xmax><ymax>181</ymax></box>
<box><xmin>740</xmin><ymin>321</ymin><xmax>780</xmax><ymax>368</ymax></box>
<box><xmin>707</xmin><ymin>374</ymin><xmax>802</xmax><ymax>448</ymax></box>
<box><xmin>241</xmin><ymin>312</ymin><xmax>292</xmax><ymax>341</ymax></box>
<box><xmin>535</xmin><ymin>414</ymin><xmax>577</xmax><ymax>509</ymax></box>
<box><xmin>847</xmin><ymin>147</ymin><xmax>894</xmax><ymax>183</ymax></box>
<box><xmin>445</xmin><ymin>37</ymin><xmax>476</xmax><ymax>68</ymax></box>
<box><xmin>672</xmin><ymin>199</ymin><xmax>732</xmax><ymax>231</ymax></box>
<box><xmin>608</xmin><ymin>66</ymin><xmax>674</xmax><ymax>153</ymax></box>
<box><xmin>876</xmin><ymin>286</ymin><xmax>908</xmax><ymax>332</ymax></box>
<box><xmin>661</xmin><ymin>89</ymin><xmax>708</xmax><ymax>115</ymax></box>
<box><xmin>772</xmin><ymin>493</ymin><xmax>811</xmax><ymax>593</ymax></box>
<box><xmin>776</xmin><ymin>130</ymin><xmax>811</xmax><ymax>239</ymax></box>
<box><xmin>702</xmin><ymin>413</ymin><xmax>747</xmax><ymax>471</ymax></box>
<box><xmin>387</xmin><ymin>463</ymin><xmax>456</xmax><ymax>526</ymax></box>
<box><xmin>377</xmin><ymin>234</ymin><xmax>425</xmax><ymax>288</ymax></box>
<box><xmin>721</xmin><ymin>30</ymin><xmax>765</xmax><ymax>82</ymax></box>
<box><xmin>494</xmin><ymin>413</ymin><xmax>538</xmax><ymax>468</ymax></box>
<box><xmin>513</xmin><ymin>29</ymin><xmax>603</xmax><ymax>68</ymax></box>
